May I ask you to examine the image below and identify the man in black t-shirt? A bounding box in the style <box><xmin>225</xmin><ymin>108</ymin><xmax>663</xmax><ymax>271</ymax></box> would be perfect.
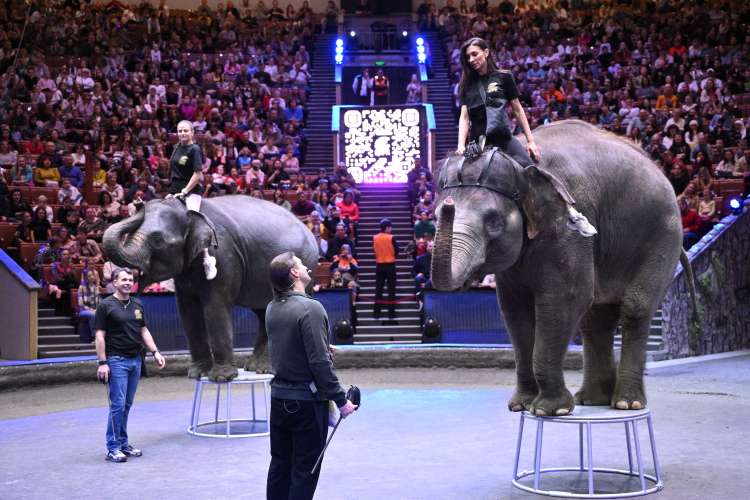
<box><xmin>95</xmin><ymin>268</ymin><xmax>165</xmax><ymax>463</ymax></box>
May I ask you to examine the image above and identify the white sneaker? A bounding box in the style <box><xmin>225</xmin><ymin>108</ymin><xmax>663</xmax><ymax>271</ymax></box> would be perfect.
<box><xmin>567</xmin><ymin>207</ymin><xmax>598</xmax><ymax>237</ymax></box>
<box><xmin>204</xmin><ymin>256</ymin><xmax>217</xmax><ymax>280</ymax></box>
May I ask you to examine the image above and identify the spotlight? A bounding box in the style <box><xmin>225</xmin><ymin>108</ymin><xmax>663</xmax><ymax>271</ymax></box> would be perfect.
<box><xmin>402</xmin><ymin>30</ymin><xmax>408</xmax><ymax>37</ymax></box>
<box><xmin>336</xmin><ymin>38</ymin><xmax>344</xmax><ymax>46</ymax></box>
<box><xmin>335</xmin><ymin>46</ymin><xmax>343</xmax><ymax>54</ymax></box>
<box><xmin>335</xmin><ymin>54</ymin><xmax>343</xmax><ymax>64</ymax></box>
<box><xmin>422</xmin><ymin>317</ymin><xmax>441</xmax><ymax>343</ymax></box>
<box><xmin>730</xmin><ymin>198</ymin><xmax>743</xmax><ymax>215</ymax></box>
<box><xmin>418</xmin><ymin>53</ymin><xmax>427</xmax><ymax>63</ymax></box>
<box><xmin>417</xmin><ymin>45</ymin><xmax>425</xmax><ymax>53</ymax></box>
<box><xmin>350</xmin><ymin>30</ymin><xmax>356</xmax><ymax>37</ymax></box>
<box><xmin>416</xmin><ymin>37</ymin><xmax>424</xmax><ymax>45</ymax></box>
<box><xmin>336</xmin><ymin>319</ymin><xmax>353</xmax><ymax>339</ymax></box>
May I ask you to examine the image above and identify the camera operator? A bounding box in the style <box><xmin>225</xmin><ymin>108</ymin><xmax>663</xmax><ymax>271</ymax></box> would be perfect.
<box><xmin>266</xmin><ymin>252</ymin><xmax>358</xmax><ymax>500</ymax></box>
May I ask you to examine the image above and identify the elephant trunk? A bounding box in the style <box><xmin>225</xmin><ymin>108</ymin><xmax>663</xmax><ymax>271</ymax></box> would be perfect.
<box><xmin>102</xmin><ymin>209</ymin><xmax>151</xmax><ymax>271</ymax></box>
<box><xmin>432</xmin><ymin>197</ymin><xmax>485</xmax><ymax>291</ymax></box>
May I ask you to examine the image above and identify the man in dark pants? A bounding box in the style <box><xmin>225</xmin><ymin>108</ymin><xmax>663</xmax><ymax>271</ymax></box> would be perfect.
<box><xmin>372</xmin><ymin>219</ymin><xmax>399</xmax><ymax>320</ymax></box>
<box><xmin>94</xmin><ymin>268</ymin><xmax>166</xmax><ymax>463</ymax></box>
<box><xmin>411</xmin><ymin>240</ymin><xmax>433</xmax><ymax>299</ymax></box>
<box><xmin>265</xmin><ymin>252</ymin><xmax>358</xmax><ymax>500</ymax></box>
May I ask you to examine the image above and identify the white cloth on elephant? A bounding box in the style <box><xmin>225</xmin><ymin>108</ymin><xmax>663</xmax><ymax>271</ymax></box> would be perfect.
<box><xmin>567</xmin><ymin>207</ymin><xmax>598</xmax><ymax>237</ymax></box>
<box><xmin>166</xmin><ymin>192</ymin><xmax>202</xmax><ymax>212</ymax></box>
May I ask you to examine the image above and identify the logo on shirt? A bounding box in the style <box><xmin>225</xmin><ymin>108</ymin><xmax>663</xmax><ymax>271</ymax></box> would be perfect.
<box><xmin>134</xmin><ymin>309</ymin><xmax>142</xmax><ymax>320</ymax></box>
<box><xmin>486</xmin><ymin>82</ymin><xmax>499</xmax><ymax>93</ymax></box>
<box><xmin>179</xmin><ymin>156</ymin><xmax>188</xmax><ymax>165</ymax></box>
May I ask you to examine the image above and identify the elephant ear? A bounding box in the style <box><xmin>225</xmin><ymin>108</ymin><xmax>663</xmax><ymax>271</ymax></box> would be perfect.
<box><xmin>184</xmin><ymin>211</ymin><xmax>215</xmax><ymax>264</ymax></box>
<box><xmin>521</xmin><ymin>166</ymin><xmax>571</xmax><ymax>240</ymax></box>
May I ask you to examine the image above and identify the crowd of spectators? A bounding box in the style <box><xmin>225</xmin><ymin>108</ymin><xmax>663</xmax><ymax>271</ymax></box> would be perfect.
<box><xmin>418</xmin><ymin>0</ymin><xmax>749</xmax><ymax>248</ymax></box>
<box><xmin>0</xmin><ymin>0</ymin><xmax>377</xmax><ymax>316</ymax></box>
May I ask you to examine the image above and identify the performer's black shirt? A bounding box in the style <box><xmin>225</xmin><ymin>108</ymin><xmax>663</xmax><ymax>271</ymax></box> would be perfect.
<box><xmin>169</xmin><ymin>142</ymin><xmax>204</xmax><ymax>194</ymax></box>
<box><xmin>93</xmin><ymin>295</ymin><xmax>147</xmax><ymax>358</ymax></box>
<box><xmin>460</xmin><ymin>70</ymin><xmax>520</xmax><ymax>143</ymax></box>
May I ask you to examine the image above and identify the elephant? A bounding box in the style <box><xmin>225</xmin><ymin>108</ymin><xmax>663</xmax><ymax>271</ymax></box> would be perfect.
<box><xmin>431</xmin><ymin>120</ymin><xmax>697</xmax><ymax>416</ymax></box>
<box><xmin>103</xmin><ymin>196</ymin><xmax>318</xmax><ymax>382</ymax></box>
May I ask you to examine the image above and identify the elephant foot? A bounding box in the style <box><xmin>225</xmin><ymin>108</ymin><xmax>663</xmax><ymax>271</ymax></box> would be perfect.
<box><xmin>574</xmin><ymin>378</ymin><xmax>616</xmax><ymax>406</ymax></box>
<box><xmin>508</xmin><ymin>386</ymin><xmax>539</xmax><ymax>412</ymax></box>
<box><xmin>530</xmin><ymin>389</ymin><xmax>575</xmax><ymax>417</ymax></box>
<box><xmin>208</xmin><ymin>364</ymin><xmax>239</xmax><ymax>383</ymax></box>
<box><xmin>244</xmin><ymin>351</ymin><xmax>271</xmax><ymax>374</ymax></box>
<box><xmin>611</xmin><ymin>382</ymin><xmax>647</xmax><ymax>410</ymax></box>
<box><xmin>187</xmin><ymin>360</ymin><xmax>213</xmax><ymax>379</ymax></box>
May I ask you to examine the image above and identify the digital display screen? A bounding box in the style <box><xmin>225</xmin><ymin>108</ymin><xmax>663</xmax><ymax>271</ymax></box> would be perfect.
<box><xmin>339</xmin><ymin>106</ymin><xmax>427</xmax><ymax>184</ymax></box>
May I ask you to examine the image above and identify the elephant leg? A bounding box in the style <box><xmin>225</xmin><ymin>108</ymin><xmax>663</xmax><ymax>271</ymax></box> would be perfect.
<box><xmin>575</xmin><ymin>304</ymin><xmax>621</xmax><ymax>406</ymax></box>
<box><xmin>612</xmin><ymin>293</ymin><xmax>655</xmax><ymax>410</ymax></box>
<box><xmin>244</xmin><ymin>308</ymin><xmax>271</xmax><ymax>374</ymax></box>
<box><xmin>203</xmin><ymin>298</ymin><xmax>239</xmax><ymax>383</ymax></box>
<box><xmin>497</xmin><ymin>287</ymin><xmax>538</xmax><ymax>412</ymax></box>
<box><xmin>530</xmin><ymin>291</ymin><xmax>590</xmax><ymax>417</ymax></box>
<box><xmin>176</xmin><ymin>292</ymin><xmax>213</xmax><ymax>379</ymax></box>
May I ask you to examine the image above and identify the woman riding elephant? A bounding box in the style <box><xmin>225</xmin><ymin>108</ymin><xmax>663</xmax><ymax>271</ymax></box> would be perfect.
<box><xmin>167</xmin><ymin>120</ymin><xmax>218</xmax><ymax>280</ymax></box>
<box><xmin>456</xmin><ymin>37</ymin><xmax>539</xmax><ymax>164</ymax></box>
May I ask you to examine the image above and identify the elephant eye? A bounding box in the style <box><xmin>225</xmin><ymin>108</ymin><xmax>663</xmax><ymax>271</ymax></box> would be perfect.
<box><xmin>485</xmin><ymin>214</ymin><xmax>504</xmax><ymax>231</ymax></box>
<box><xmin>150</xmin><ymin>234</ymin><xmax>166</xmax><ymax>249</ymax></box>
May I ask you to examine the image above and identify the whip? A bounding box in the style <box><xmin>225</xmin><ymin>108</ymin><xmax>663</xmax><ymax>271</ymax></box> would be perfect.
<box><xmin>311</xmin><ymin>385</ymin><xmax>361</xmax><ymax>474</ymax></box>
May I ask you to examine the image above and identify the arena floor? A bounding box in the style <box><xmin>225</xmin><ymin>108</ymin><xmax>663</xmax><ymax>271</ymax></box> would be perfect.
<box><xmin>1</xmin><ymin>354</ymin><xmax>749</xmax><ymax>499</ymax></box>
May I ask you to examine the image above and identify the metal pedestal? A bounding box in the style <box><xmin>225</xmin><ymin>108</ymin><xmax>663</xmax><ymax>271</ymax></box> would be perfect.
<box><xmin>512</xmin><ymin>406</ymin><xmax>663</xmax><ymax>498</ymax></box>
<box><xmin>188</xmin><ymin>371</ymin><xmax>273</xmax><ymax>438</ymax></box>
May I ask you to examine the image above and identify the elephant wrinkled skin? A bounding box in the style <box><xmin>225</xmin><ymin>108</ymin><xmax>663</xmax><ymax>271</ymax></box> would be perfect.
<box><xmin>103</xmin><ymin>196</ymin><xmax>318</xmax><ymax>382</ymax></box>
<box><xmin>432</xmin><ymin>121</ymin><xmax>684</xmax><ymax>416</ymax></box>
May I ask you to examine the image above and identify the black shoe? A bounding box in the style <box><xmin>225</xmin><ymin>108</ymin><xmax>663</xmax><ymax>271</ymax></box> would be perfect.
<box><xmin>121</xmin><ymin>445</ymin><xmax>142</xmax><ymax>457</ymax></box>
<box><xmin>106</xmin><ymin>450</ymin><xmax>127</xmax><ymax>462</ymax></box>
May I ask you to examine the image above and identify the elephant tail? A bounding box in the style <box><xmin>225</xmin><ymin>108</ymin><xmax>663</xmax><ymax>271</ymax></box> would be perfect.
<box><xmin>679</xmin><ymin>248</ymin><xmax>702</xmax><ymax>327</ymax></box>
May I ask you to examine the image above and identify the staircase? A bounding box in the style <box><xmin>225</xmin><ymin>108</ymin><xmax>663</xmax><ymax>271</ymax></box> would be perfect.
<box><xmin>37</xmin><ymin>300</ymin><xmax>95</xmax><ymax>358</ymax></box>
<box><xmin>422</xmin><ymin>31</ymin><xmax>457</xmax><ymax>158</ymax></box>
<box><xmin>614</xmin><ymin>310</ymin><xmax>667</xmax><ymax>362</ymax></box>
<box><xmin>303</xmin><ymin>34</ymin><xmax>337</xmax><ymax>175</ymax></box>
<box><xmin>352</xmin><ymin>183</ymin><xmax>422</xmax><ymax>344</ymax></box>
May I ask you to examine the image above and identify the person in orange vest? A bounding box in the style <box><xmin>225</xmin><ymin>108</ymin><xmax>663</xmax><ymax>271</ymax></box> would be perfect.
<box><xmin>372</xmin><ymin>219</ymin><xmax>400</xmax><ymax>320</ymax></box>
<box><xmin>372</xmin><ymin>69</ymin><xmax>389</xmax><ymax>105</ymax></box>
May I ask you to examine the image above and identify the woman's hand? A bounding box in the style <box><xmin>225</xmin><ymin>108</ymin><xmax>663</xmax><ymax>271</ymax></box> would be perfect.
<box><xmin>526</xmin><ymin>141</ymin><xmax>540</xmax><ymax>163</ymax></box>
<box><xmin>456</xmin><ymin>146</ymin><xmax>465</xmax><ymax>155</ymax></box>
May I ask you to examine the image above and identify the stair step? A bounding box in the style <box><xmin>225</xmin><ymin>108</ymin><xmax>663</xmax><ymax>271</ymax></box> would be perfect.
<box><xmin>38</xmin><ymin>325</ymin><xmax>76</xmax><ymax>336</ymax></box>
<box><xmin>37</xmin><ymin>308</ymin><xmax>56</xmax><ymax>318</ymax></box>
<box><xmin>38</xmin><ymin>348</ymin><xmax>97</xmax><ymax>359</ymax></box>
<box><xmin>38</xmin><ymin>316</ymin><xmax>75</xmax><ymax>327</ymax></box>
<box><xmin>37</xmin><ymin>334</ymin><xmax>83</xmax><ymax>345</ymax></box>
<box><xmin>37</xmin><ymin>343</ymin><xmax>95</xmax><ymax>353</ymax></box>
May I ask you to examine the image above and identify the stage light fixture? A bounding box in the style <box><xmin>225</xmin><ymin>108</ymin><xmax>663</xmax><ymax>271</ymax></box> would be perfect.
<box><xmin>336</xmin><ymin>38</ymin><xmax>344</xmax><ymax>46</ymax></box>
<box><xmin>417</xmin><ymin>45</ymin><xmax>425</xmax><ymax>53</ymax></box>
<box><xmin>350</xmin><ymin>30</ymin><xmax>356</xmax><ymax>37</ymax></box>
<box><xmin>335</xmin><ymin>46</ymin><xmax>343</xmax><ymax>54</ymax></box>
<box><xmin>402</xmin><ymin>30</ymin><xmax>408</xmax><ymax>37</ymax></box>
<box><xmin>336</xmin><ymin>319</ymin><xmax>353</xmax><ymax>339</ymax></box>
<box><xmin>335</xmin><ymin>54</ymin><xmax>343</xmax><ymax>64</ymax></box>
<box><xmin>423</xmin><ymin>317</ymin><xmax>440</xmax><ymax>338</ymax></box>
<box><xmin>418</xmin><ymin>53</ymin><xmax>427</xmax><ymax>63</ymax></box>
<box><xmin>416</xmin><ymin>37</ymin><xmax>424</xmax><ymax>45</ymax></box>
<box><xmin>729</xmin><ymin>198</ymin><xmax>743</xmax><ymax>215</ymax></box>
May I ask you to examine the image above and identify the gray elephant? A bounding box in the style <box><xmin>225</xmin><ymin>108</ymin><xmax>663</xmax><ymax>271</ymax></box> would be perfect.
<box><xmin>432</xmin><ymin>121</ymin><xmax>696</xmax><ymax>416</ymax></box>
<box><xmin>103</xmin><ymin>196</ymin><xmax>318</xmax><ymax>382</ymax></box>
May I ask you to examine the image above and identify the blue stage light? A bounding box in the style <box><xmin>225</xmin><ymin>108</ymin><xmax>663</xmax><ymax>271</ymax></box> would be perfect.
<box><xmin>416</xmin><ymin>37</ymin><xmax>424</xmax><ymax>45</ymax></box>
<box><xmin>417</xmin><ymin>46</ymin><xmax>425</xmax><ymax>53</ymax></box>
<box><xmin>418</xmin><ymin>53</ymin><xmax>426</xmax><ymax>63</ymax></box>
<box><xmin>350</xmin><ymin>31</ymin><xmax>356</xmax><ymax>37</ymax></box>
<box><xmin>730</xmin><ymin>198</ymin><xmax>743</xmax><ymax>215</ymax></box>
<box><xmin>336</xmin><ymin>46</ymin><xmax>343</xmax><ymax>54</ymax></box>
<box><xmin>336</xmin><ymin>39</ymin><xmax>343</xmax><ymax>46</ymax></box>
<box><xmin>335</xmin><ymin>54</ymin><xmax>343</xmax><ymax>64</ymax></box>
<box><xmin>402</xmin><ymin>31</ymin><xmax>408</xmax><ymax>37</ymax></box>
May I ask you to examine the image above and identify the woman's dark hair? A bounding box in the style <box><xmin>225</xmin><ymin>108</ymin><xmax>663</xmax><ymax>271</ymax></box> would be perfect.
<box><xmin>98</xmin><ymin>190</ymin><xmax>112</xmax><ymax>205</ymax></box>
<box><xmin>457</xmin><ymin>37</ymin><xmax>501</xmax><ymax>97</ymax></box>
<box><xmin>268</xmin><ymin>251</ymin><xmax>297</xmax><ymax>295</ymax></box>
<box><xmin>34</xmin><ymin>206</ymin><xmax>47</xmax><ymax>218</ymax></box>
<box><xmin>10</xmin><ymin>188</ymin><xmax>23</xmax><ymax>202</ymax></box>
<box><xmin>342</xmin><ymin>189</ymin><xmax>353</xmax><ymax>202</ymax></box>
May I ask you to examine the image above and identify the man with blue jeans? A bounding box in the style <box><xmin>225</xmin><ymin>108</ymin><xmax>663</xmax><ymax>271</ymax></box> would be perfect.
<box><xmin>94</xmin><ymin>268</ymin><xmax>166</xmax><ymax>463</ymax></box>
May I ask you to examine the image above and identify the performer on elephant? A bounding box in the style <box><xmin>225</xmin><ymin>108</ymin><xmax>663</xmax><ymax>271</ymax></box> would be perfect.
<box><xmin>167</xmin><ymin>120</ymin><xmax>218</xmax><ymax>279</ymax></box>
<box><xmin>456</xmin><ymin>37</ymin><xmax>540</xmax><ymax>164</ymax></box>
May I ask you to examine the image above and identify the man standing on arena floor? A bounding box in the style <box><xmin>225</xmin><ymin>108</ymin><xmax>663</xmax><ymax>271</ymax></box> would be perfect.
<box><xmin>373</xmin><ymin>219</ymin><xmax>399</xmax><ymax>320</ymax></box>
<box><xmin>265</xmin><ymin>252</ymin><xmax>357</xmax><ymax>500</ymax></box>
<box><xmin>95</xmin><ymin>268</ymin><xmax>166</xmax><ymax>463</ymax></box>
